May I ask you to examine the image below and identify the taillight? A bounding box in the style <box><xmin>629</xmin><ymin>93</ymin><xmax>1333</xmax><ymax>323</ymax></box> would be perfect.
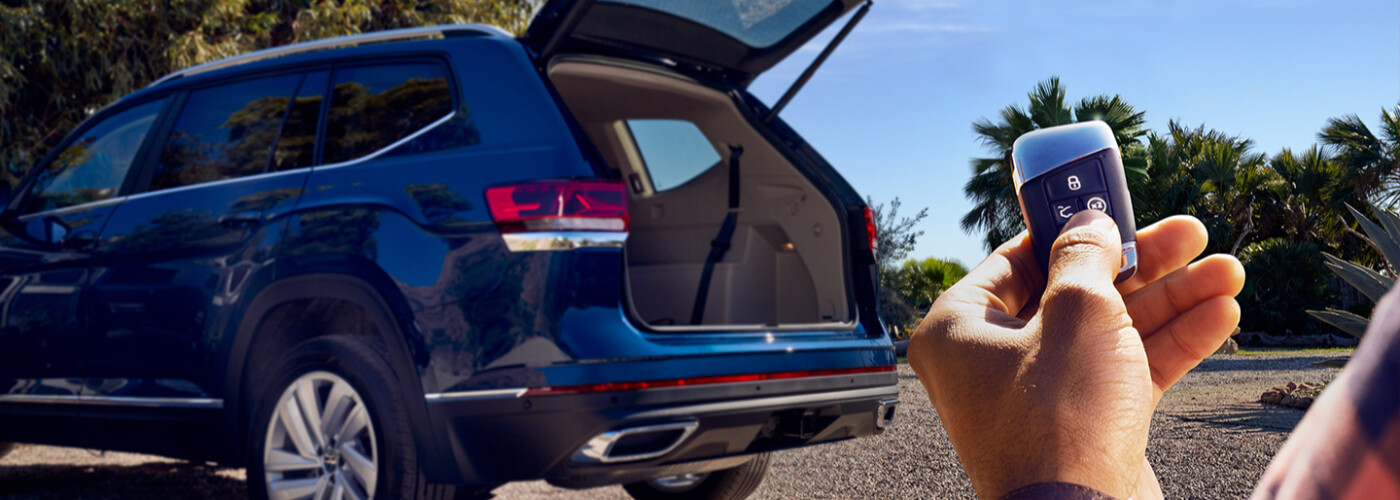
<box><xmin>863</xmin><ymin>206</ymin><xmax>878</xmax><ymax>252</ymax></box>
<box><xmin>485</xmin><ymin>180</ymin><xmax>628</xmax><ymax>233</ymax></box>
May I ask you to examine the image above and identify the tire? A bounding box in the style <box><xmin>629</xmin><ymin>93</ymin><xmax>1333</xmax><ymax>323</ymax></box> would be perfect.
<box><xmin>622</xmin><ymin>453</ymin><xmax>772</xmax><ymax>500</ymax></box>
<box><xmin>246</xmin><ymin>335</ymin><xmax>464</xmax><ymax>500</ymax></box>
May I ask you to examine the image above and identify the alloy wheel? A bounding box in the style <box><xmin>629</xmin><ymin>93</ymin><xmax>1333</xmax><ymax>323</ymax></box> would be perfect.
<box><xmin>263</xmin><ymin>370</ymin><xmax>378</xmax><ymax>500</ymax></box>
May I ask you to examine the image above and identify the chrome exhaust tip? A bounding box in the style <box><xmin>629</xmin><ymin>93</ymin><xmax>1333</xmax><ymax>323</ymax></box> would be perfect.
<box><xmin>876</xmin><ymin>399</ymin><xmax>898</xmax><ymax>429</ymax></box>
<box><xmin>573</xmin><ymin>420</ymin><xmax>699</xmax><ymax>464</ymax></box>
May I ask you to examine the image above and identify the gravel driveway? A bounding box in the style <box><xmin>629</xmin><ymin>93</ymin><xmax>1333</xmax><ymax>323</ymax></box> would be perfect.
<box><xmin>0</xmin><ymin>350</ymin><xmax>1345</xmax><ymax>499</ymax></box>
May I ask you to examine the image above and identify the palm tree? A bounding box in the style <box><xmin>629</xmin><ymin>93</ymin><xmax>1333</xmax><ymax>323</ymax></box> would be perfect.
<box><xmin>1264</xmin><ymin>146</ymin><xmax>1348</xmax><ymax>245</ymax></box>
<box><xmin>962</xmin><ymin>77</ymin><xmax>1148</xmax><ymax>250</ymax></box>
<box><xmin>900</xmin><ymin>257</ymin><xmax>969</xmax><ymax>311</ymax></box>
<box><xmin>1318</xmin><ymin>105</ymin><xmax>1400</xmax><ymax>208</ymax></box>
<box><xmin>1135</xmin><ymin>121</ymin><xmax>1272</xmax><ymax>255</ymax></box>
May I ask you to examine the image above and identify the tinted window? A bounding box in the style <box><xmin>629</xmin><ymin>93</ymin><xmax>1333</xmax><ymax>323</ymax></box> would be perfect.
<box><xmin>151</xmin><ymin>74</ymin><xmax>301</xmax><ymax>191</ymax></box>
<box><xmin>628</xmin><ymin>120</ymin><xmax>721</xmax><ymax>191</ymax></box>
<box><xmin>25</xmin><ymin>98</ymin><xmax>167</xmax><ymax>213</ymax></box>
<box><xmin>604</xmin><ymin>0</ymin><xmax>834</xmax><ymax>48</ymax></box>
<box><xmin>270</xmin><ymin>71</ymin><xmax>328</xmax><ymax>171</ymax></box>
<box><xmin>324</xmin><ymin>63</ymin><xmax>452</xmax><ymax>164</ymax></box>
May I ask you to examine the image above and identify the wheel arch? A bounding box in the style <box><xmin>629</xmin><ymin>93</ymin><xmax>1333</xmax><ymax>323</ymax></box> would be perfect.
<box><xmin>221</xmin><ymin>271</ymin><xmax>460</xmax><ymax>482</ymax></box>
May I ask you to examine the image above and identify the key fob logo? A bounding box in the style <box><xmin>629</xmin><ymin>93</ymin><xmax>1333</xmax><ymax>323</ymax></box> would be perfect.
<box><xmin>1087</xmin><ymin>197</ymin><xmax>1107</xmax><ymax>212</ymax></box>
<box><xmin>1067</xmin><ymin>175</ymin><xmax>1081</xmax><ymax>191</ymax></box>
<box><xmin>1058</xmin><ymin>205</ymin><xmax>1074</xmax><ymax>218</ymax></box>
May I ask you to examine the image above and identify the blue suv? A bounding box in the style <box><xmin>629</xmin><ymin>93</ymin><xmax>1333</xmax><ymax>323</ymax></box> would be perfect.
<box><xmin>0</xmin><ymin>1</ymin><xmax>897</xmax><ymax>499</ymax></box>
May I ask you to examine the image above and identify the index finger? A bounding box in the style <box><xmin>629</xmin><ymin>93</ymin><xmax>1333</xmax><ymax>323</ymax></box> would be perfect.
<box><xmin>1115</xmin><ymin>215</ymin><xmax>1209</xmax><ymax>295</ymax></box>
<box><xmin>944</xmin><ymin>232</ymin><xmax>1045</xmax><ymax>319</ymax></box>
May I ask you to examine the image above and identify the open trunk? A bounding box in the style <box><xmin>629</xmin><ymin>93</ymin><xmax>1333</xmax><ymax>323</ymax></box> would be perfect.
<box><xmin>549</xmin><ymin>58</ymin><xmax>852</xmax><ymax>330</ymax></box>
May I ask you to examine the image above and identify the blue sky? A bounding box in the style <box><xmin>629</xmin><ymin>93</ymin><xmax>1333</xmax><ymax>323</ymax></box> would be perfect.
<box><xmin>748</xmin><ymin>0</ymin><xmax>1399</xmax><ymax>268</ymax></box>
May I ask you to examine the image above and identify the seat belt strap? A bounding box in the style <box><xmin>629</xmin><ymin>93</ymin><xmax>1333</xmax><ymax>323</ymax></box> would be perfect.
<box><xmin>691</xmin><ymin>145</ymin><xmax>743</xmax><ymax>325</ymax></box>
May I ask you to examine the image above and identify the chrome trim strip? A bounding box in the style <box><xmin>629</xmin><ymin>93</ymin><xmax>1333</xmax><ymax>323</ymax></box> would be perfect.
<box><xmin>313</xmin><ymin>111</ymin><xmax>456</xmax><ymax>171</ymax></box>
<box><xmin>876</xmin><ymin>399</ymin><xmax>898</xmax><ymax>429</ymax></box>
<box><xmin>149</xmin><ymin>25</ymin><xmax>510</xmax><ymax>87</ymax></box>
<box><xmin>123</xmin><ymin>167</ymin><xmax>309</xmax><ymax>202</ymax></box>
<box><xmin>17</xmin><ymin>197</ymin><xmax>126</xmax><ymax>221</ymax></box>
<box><xmin>1011</xmin><ymin>121</ymin><xmax>1120</xmax><ymax>187</ymax></box>
<box><xmin>1116</xmin><ymin>241</ymin><xmax>1138</xmax><ymax>284</ymax></box>
<box><xmin>645</xmin><ymin>320</ymin><xmax>857</xmax><ymax>333</ymax></box>
<box><xmin>0</xmin><ymin>394</ymin><xmax>223</xmax><ymax>409</ymax></box>
<box><xmin>96</xmin><ymin>110</ymin><xmax>456</xmax><ymax>203</ymax></box>
<box><xmin>573</xmin><ymin>420</ymin><xmax>700</xmax><ymax>464</ymax></box>
<box><xmin>423</xmin><ymin>388</ymin><xmax>527</xmax><ymax>402</ymax></box>
<box><xmin>502</xmin><ymin>231</ymin><xmax>627</xmax><ymax>252</ymax></box>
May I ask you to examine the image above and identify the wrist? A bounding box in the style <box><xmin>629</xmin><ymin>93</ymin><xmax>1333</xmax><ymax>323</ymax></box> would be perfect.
<box><xmin>968</xmin><ymin>451</ymin><xmax>1143</xmax><ymax>500</ymax></box>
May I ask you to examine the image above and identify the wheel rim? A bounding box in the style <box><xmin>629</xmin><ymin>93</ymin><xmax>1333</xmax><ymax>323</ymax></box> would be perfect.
<box><xmin>263</xmin><ymin>371</ymin><xmax>378</xmax><ymax>500</ymax></box>
<box><xmin>648</xmin><ymin>472</ymin><xmax>709</xmax><ymax>492</ymax></box>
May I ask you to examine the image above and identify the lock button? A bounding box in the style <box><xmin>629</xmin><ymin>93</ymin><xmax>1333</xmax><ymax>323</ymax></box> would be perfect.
<box><xmin>1044</xmin><ymin>159</ymin><xmax>1107</xmax><ymax>201</ymax></box>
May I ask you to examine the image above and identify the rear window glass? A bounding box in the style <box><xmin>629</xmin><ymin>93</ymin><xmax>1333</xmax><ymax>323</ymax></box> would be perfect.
<box><xmin>323</xmin><ymin>63</ymin><xmax>453</xmax><ymax>164</ymax></box>
<box><xmin>627</xmin><ymin>119</ymin><xmax>721</xmax><ymax>192</ymax></box>
<box><xmin>604</xmin><ymin>0</ymin><xmax>835</xmax><ymax>48</ymax></box>
<box><xmin>152</xmin><ymin>74</ymin><xmax>302</xmax><ymax>191</ymax></box>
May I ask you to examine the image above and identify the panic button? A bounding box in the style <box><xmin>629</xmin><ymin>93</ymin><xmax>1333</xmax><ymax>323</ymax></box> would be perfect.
<box><xmin>1044</xmin><ymin>159</ymin><xmax>1107</xmax><ymax>200</ymax></box>
<box><xmin>1079</xmin><ymin>192</ymin><xmax>1112</xmax><ymax>216</ymax></box>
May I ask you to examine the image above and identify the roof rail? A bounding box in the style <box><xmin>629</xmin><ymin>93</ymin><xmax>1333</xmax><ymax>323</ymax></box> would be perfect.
<box><xmin>148</xmin><ymin>24</ymin><xmax>511</xmax><ymax>88</ymax></box>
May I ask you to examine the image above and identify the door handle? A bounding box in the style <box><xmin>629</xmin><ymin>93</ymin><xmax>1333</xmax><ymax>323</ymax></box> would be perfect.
<box><xmin>61</xmin><ymin>230</ymin><xmax>99</xmax><ymax>250</ymax></box>
<box><xmin>218</xmin><ymin>212</ymin><xmax>263</xmax><ymax>229</ymax></box>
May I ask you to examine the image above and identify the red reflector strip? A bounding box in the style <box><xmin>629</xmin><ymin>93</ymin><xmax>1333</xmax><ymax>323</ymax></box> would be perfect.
<box><xmin>522</xmin><ymin>365</ymin><xmax>896</xmax><ymax>396</ymax></box>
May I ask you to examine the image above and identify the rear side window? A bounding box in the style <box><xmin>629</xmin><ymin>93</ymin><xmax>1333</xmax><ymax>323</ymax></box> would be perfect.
<box><xmin>627</xmin><ymin>119</ymin><xmax>721</xmax><ymax>192</ymax></box>
<box><xmin>25</xmin><ymin>98</ymin><xmax>167</xmax><ymax>213</ymax></box>
<box><xmin>151</xmin><ymin>74</ymin><xmax>302</xmax><ymax>191</ymax></box>
<box><xmin>323</xmin><ymin>63</ymin><xmax>453</xmax><ymax>164</ymax></box>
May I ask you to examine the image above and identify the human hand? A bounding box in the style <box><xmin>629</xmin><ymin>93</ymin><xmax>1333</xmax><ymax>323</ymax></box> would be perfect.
<box><xmin>907</xmin><ymin>212</ymin><xmax>1245</xmax><ymax>499</ymax></box>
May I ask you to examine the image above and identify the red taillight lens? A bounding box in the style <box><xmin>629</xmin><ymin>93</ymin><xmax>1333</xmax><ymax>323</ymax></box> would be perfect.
<box><xmin>864</xmin><ymin>206</ymin><xmax>878</xmax><ymax>252</ymax></box>
<box><xmin>485</xmin><ymin>180</ymin><xmax>628</xmax><ymax>233</ymax></box>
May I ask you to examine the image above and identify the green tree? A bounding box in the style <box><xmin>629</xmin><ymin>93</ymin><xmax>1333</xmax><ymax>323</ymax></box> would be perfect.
<box><xmin>899</xmin><ymin>257</ymin><xmax>967</xmax><ymax>311</ymax></box>
<box><xmin>0</xmin><ymin>0</ymin><xmax>534</xmax><ymax>185</ymax></box>
<box><xmin>1262</xmin><ymin>146</ymin><xmax>1350</xmax><ymax>246</ymax></box>
<box><xmin>1238</xmin><ymin>238</ymin><xmax>1336</xmax><ymax>335</ymax></box>
<box><xmin>1318</xmin><ymin>106</ymin><xmax>1400</xmax><ymax>208</ymax></box>
<box><xmin>962</xmin><ymin>77</ymin><xmax>1148</xmax><ymax>250</ymax></box>
<box><xmin>1134</xmin><ymin>121</ymin><xmax>1275</xmax><ymax>256</ymax></box>
<box><xmin>867</xmin><ymin>196</ymin><xmax>928</xmax><ymax>336</ymax></box>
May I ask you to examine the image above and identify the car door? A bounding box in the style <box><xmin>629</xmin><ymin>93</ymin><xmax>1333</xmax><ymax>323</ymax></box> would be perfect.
<box><xmin>82</xmin><ymin>70</ymin><xmax>322</xmax><ymax>402</ymax></box>
<box><xmin>0</xmin><ymin>97</ymin><xmax>170</xmax><ymax>402</ymax></box>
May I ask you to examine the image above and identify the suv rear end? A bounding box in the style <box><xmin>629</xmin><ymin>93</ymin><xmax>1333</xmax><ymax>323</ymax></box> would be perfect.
<box><xmin>0</xmin><ymin>1</ymin><xmax>896</xmax><ymax>498</ymax></box>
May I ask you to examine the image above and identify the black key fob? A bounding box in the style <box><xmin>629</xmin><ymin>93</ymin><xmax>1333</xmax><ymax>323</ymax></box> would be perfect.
<box><xmin>1012</xmin><ymin>121</ymin><xmax>1138</xmax><ymax>283</ymax></box>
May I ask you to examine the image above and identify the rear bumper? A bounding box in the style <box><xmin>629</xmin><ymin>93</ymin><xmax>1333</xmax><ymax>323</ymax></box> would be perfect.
<box><xmin>425</xmin><ymin>370</ymin><xmax>898</xmax><ymax>488</ymax></box>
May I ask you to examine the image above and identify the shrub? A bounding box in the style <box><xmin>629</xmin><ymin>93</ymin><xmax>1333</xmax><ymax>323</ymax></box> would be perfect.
<box><xmin>1239</xmin><ymin>238</ymin><xmax>1337</xmax><ymax>335</ymax></box>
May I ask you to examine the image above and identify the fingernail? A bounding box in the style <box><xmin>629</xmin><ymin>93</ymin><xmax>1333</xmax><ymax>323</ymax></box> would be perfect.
<box><xmin>1062</xmin><ymin>210</ymin><xmax>1115</xmax><ymax>233</ymax></box>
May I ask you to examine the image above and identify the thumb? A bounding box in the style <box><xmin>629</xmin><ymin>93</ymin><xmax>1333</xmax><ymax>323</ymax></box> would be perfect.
<box><xmin>1038</xmin><ymin>210</ymin><xmax>1126</xmax><ymax>335</ymax></box>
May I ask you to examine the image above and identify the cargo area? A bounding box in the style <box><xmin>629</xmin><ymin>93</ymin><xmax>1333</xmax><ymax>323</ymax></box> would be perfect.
<box><xmin>549</xmin><ymin>58</ymin><xmax>852</xmax><ymax>330</ymax></box>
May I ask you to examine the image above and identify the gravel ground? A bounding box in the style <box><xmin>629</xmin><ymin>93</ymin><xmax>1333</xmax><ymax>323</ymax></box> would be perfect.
<box><xmin>0</xmin><ymin>350</ymin><xmax>1346</xmax><ymax>499</ymax></box>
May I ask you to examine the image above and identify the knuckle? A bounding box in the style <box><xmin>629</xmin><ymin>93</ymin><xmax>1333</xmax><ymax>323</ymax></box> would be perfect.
<box><xmin>1051</xmin><ymin>225</ymin><xmax>1117</xmax><ymax>257</ymax></box>
<box><xmin>1041</xmin><ymin>280</ymin><xmax>1120</xmax><ymax>321</ymax></box>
